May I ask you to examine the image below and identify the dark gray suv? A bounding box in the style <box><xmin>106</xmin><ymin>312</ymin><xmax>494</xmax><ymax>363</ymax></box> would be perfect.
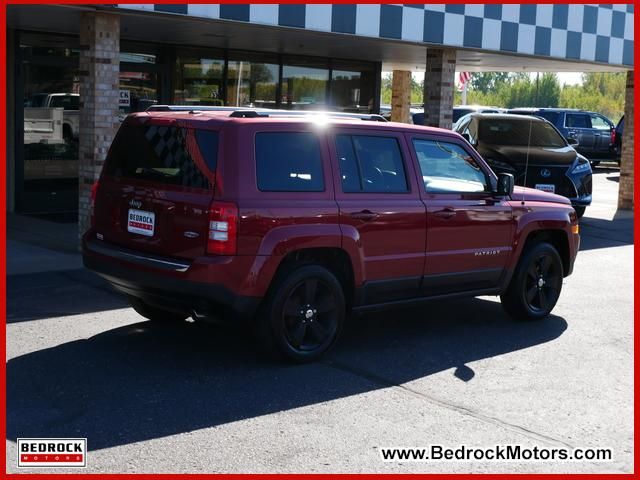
<box><xmin>508</xmin><ymin>108</ymin><xmax>615</xmax><ymax>166</ymax></box>
<box><xmin>455</xmin><ymin>113</ymin><xmax>592</xmax><ymax>218</ymax></box>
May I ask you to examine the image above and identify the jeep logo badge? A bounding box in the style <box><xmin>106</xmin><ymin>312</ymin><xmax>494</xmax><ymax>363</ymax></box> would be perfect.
<box><xmin>129</xmin><ymin>199</ymin><xmax>142</xmax><ymax>208</ymax></box>
<box><xmin>540</xmin><ymin>168</ymin><xmax>551</xmax><ymax>178</ymax></box>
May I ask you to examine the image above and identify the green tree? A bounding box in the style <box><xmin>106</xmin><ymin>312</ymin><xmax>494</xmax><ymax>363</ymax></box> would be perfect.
<box><xmin>533</xmin><ymin>73</ymin><xmax>561</xmax><ymax>107</ymax></box>
<box><xmin>559</xmin><ymin>72</ymin><xmax>625</xmax><ymax>120</ymax></box>
<box><xmin>380</xmin><ymin>73</ymin><xmax>424</xmax><ymax>105</ymax></box>
<box><xmin>382</xmin><ymin>71</ymin><xmax>625</xmax><ymax>121</ymax></box>
<box><xmin>469</xmin><ymin>72</ymin><xmax>509</xmax><ymax>94</ymax></box>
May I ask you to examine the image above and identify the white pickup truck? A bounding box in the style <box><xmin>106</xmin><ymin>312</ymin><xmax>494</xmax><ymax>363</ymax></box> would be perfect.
<box><xmin>24</xmin><ymin>107</ymin><xmax>64</xmax><ymax>144</ymax></box>
<box><xmin>24</xmin><ymin>93</ymin><xmax>80</xmax><ymax>143</ymax></box>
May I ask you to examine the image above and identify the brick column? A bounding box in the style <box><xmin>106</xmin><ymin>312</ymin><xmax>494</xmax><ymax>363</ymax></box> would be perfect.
<box><xmin>78</xmin><ymin>12</ymin><xmax>120</xmax><ymax>239</ymax></box>
<box><xmin>423</xmin><ymin>48</ymin><xmax>456</xmax><ymax>129</ymax></box>
<box><xmin>618</xmin><ymin>70</ymin><xmax>634</xmax><ymax>210</ymax></box>
<box><xmin>390</xmin><ymin>70</ymin><xmax>411</xmax><ymax>123</ymax></box>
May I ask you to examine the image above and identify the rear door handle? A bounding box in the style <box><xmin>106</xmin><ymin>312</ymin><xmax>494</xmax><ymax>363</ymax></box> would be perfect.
<box><xmin>433</xmin><ymin>208</ymin><xmax>456</xmax><ymax>219</ymax></box>
<box><xmin>350</xmin><ymin>210</ymin><xmax>379</xmax><ymax>221</ymax></box>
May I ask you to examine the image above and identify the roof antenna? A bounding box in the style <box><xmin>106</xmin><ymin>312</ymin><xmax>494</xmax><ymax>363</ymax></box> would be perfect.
<box><xmin>521</xmin><ymin>117</ymin><xmax>533</xmax><ymax>205</ymax></box>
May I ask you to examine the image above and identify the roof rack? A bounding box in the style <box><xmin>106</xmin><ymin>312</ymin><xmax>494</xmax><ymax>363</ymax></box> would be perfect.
<box><xmin>229</xmin><ymin>110</ymin><xmax>266</xmax><ymax>118</ymax></box>
<box><xmin>147</xmin><ymin>105</ymin><xmax>246</xmax><ymax>113</ymax></box>
<box><xmin>146</xmin><ymin>105</ymin><xmax>387</xmax><ymax>122</ymax></box>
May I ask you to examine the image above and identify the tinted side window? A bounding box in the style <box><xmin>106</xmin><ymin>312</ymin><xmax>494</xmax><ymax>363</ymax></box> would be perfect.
<box><xmin>460</xmin><ymin>118</ymin><xmax>478</xmax><ymax>145</ymax></box>
<box><xmin>537</xmin><ymin>111</ymin><xmax>559</xmax><ymax>125</ymax></box>
<box><xmin>335</xmin><ymin>135</ymin><xmax>361</xmax><ymax>192</ymax></box>
<box><xmin>590</xmin><ymin>114</ymin><xmax>611</xmax><ymax>130</ymax></box>
<box><xmin>335</xmin><ymin>135</ymin><xmax>409</xmax><ymax>193</ymax></box>
<box><xmin>453</xmin><ymin>108</ymin><xmax>473</xmax><ymax>123</ymax></box>
<box><xmin>255</xmin><ymin>132</ymin><xmax>324</xmax><ymax>192</ymax></box>
<box><xmin>413</xmin><ymin>139</ymin><xmax>487</xmax><ymax>193</ymax></box>
<box><xmin>566</xmin><ymin>113</ymin><xmax>592</xmax><ymax>129</ymax></box>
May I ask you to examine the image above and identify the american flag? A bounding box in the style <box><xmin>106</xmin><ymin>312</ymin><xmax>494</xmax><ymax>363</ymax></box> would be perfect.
<box><xmin>458</xmin><ymin>72</ymin><xmax>472</xmax><ymax>87</ymax></box>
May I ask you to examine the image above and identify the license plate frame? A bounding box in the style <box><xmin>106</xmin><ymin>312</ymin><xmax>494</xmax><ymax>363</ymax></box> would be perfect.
<box><xmin>127</xmin><ymin>209</ymin><xmax>155</xmax><ymax>237</ymax></box>
<box><xmin>535</xmin><ymin>183</ymin><xmax>555</xmax><ymax>194</ymax></box>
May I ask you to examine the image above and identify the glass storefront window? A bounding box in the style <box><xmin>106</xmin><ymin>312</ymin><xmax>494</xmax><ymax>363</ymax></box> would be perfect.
<box><xmin>120</xmin><ymin>45</ymin><xmax>162</xmax><ymax>119</ymax></box>
<box><xmin>330</xmin><ymin>62</ymin><xmax>376</xmax><ymax>113</ymax></box>
<box><xmin>20</xmin><ymin>34</ymin><xmax>80</xmax><ymax>212</ymax></box>
<box><xmin>120</xmin><ymin>52</ymin><xmax>156</xmax><ymax>64</ymax></box>
<box><xmin>13</xmin><ymin>33</ymin><xmax>379</xmax><ymax>215</ymax></box>
<box><xmin>226</xmin><ymin>59</ymin><xmax>278</xmax><ymax>109</ymax></box>
<box><xmin>331</xmin><ymin>70</ymin><xmax>362</xmax><ymax>112</ymax></box>
<box><xmin>282</xmin><ymin>60</ymin><xmax>329</xmax><ymax>111</ymax></box>
<box><xmin>174</xmin><ymin>52</ymin><xmax>224</xmax><ymax>106</ymax></box>
<box><xmin>118</xmin><ymin>71</ymin><xmax>158</xmax><ymax>119</ymax></box>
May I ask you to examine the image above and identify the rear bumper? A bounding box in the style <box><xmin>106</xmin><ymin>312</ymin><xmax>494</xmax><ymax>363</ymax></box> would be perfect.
<box><xmin>83</xmin><ymin>237</ymin><xmax>260</xmax><ymax>320</ymax></box>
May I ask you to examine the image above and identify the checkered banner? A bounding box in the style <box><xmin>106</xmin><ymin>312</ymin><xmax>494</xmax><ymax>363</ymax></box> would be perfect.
<box><xmin>144</xmin><ymin>125</ymin><xmax>211</xmax><ymax>189</ymax></box>
<box><xmin>118</xmin><ymin>4</ymin><xmax>634</xmax><ymax>67</ymax></box>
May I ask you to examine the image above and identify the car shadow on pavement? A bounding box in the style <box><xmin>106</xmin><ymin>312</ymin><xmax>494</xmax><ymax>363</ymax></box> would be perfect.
<box><xmin>7</xmin><ymin>269</ymin><xmax>129</xmax><ymax>323</ymax></box>
<box><xmin>579</xmin><ymin>212</ymin><xmax>634</xmax><ymax>251</ymax></box>
<box><xmin>7</xmin><ymin>297</ymin><xmax>567</xmax><ymax>451</ymax></box>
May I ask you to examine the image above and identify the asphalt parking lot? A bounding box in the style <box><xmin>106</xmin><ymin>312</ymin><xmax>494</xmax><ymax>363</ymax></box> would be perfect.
<box><xmin>6</xmin><ymin>166</ymin><xmax>633</xmax><ymax>473</ymax></box>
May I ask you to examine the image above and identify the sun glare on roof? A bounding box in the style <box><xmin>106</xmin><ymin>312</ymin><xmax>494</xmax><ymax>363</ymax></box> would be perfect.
<box><xmin>306</xmin><ymin>113</ymin><xmax>331</xmax><ymax>127</ymax></box>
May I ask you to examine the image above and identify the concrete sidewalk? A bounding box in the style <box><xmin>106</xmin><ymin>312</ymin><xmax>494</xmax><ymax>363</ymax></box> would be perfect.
<box><xmin>7</xmin><ymin>214</ymin><xmax>81</xmax><ymax>276</ymax></box>
<box><xmin>8</xmin><ymin>214</ymin><xmax>79</xmax><ymax>253</ymax></box>
<box><xmin>7</xmin><ymin>239</ymin><xmax>82</xmax><ymax>276</ymax></box>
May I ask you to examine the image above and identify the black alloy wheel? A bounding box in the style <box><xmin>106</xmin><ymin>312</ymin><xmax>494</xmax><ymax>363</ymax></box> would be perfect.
<box><xmin>282</xmin><ymin>277</ymin><xmax>339</xmax><ymax>352</ymax></box>
<box><xmin>258</xmin><ymin>264</ymin><xmax>345</xmax><ymax>362</ymax></box>
<box><xmin>501</xmin><ymin>242</ymin><xmax>563</xmax><ymax>321</ymax></box>
<box><xmin>522</xmin><ymin>252</ymin><xmax>562</xmax><ymax>314</ymax></box>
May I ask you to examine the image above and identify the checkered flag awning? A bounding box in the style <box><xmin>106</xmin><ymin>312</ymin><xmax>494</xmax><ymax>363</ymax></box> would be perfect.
<box><xmin>118</xmin><ymin>4</ymin><xmax>634</xmax><ymax>67</ymax></box>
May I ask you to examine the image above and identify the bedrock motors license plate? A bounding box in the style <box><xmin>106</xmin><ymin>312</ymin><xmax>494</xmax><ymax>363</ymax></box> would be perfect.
<box><xmin>127</xmin><ymin>209</ymin><xmax>155</xmax><ymax>236</ymax></box>
<box><xmin>535</xmin><ymin>184</ymin><xmax>555</xmax><ymax>193</ymax></box>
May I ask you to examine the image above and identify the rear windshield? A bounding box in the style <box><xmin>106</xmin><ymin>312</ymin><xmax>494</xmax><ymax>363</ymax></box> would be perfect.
<box><xmin>479</xmin><ymin>119</ymin><xmax>566</xmax><ymax>148</ymax></box>
<box><xmin>49</xmin><ymin>95</ymin><xmax>79</xmax><ymax>110</ymax></box>
<box><xmin>104</xmin><ymin>123</ymin><xmax>218</xmax><ymax>189</ymax></box>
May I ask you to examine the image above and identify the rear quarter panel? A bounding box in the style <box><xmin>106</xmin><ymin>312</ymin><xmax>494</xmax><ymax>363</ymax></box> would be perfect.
<box><xmin>224</xmin><ymin>121</ymin><xmax>343</xmax><ymax>295</ymax></box>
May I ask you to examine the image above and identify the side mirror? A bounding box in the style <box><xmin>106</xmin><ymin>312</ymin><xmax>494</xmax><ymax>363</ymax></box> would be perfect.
<box><xmin>567</xmin><ymin>137</ymin><xmax>579</xmax><ymax>146</ymax></box>
<box><xmin>496</xmin><ymin>173</ymin><xmax>515</xmax><ymax>197</ymax></box>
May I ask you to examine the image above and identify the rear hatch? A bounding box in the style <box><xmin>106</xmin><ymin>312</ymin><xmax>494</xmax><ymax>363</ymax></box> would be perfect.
<box><xmin>94</xmin><ymin>116</ymin><xmax>219</xmax><ymax>260</ymax></box>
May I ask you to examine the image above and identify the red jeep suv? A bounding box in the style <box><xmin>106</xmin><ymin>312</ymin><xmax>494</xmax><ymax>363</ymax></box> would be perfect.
<box><xmin>83</xmin><ymin>108</ymin><xmax>580</xmax><ymax>362</ymax></box>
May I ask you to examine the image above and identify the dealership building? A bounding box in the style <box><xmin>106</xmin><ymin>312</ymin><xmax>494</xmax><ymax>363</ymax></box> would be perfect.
<box><xmin>5</xmin><ymin>4</ymin><xmax>635</xmax><ymax>234</ymax></box>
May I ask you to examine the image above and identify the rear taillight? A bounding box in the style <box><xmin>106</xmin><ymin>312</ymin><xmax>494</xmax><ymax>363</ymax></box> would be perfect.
<box><xmin>90</xmin><ymin>181</ymin><xmax>99</xmax><ymax>228</ymax></box>
<box><xmin>611</xmin><ymin>129</ymin><xmax>616</xmax><ymax>145</ymax></box>
<box><xmin>207</xmin><ymin>201</ymin><xmax>238</xmax><ymax>255</ymax></box>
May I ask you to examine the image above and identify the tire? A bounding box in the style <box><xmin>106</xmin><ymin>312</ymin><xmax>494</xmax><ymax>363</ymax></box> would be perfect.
<box><xmin>501</xmin><ymin>242</ymin><xmax>563</xmax><ymax>321</ymax></box>
<box><xmin>63</xmin><ymin>124</ymin><xmax>73</xmax><ymax>144</ymax></box>
<box><xmin>574</xmin><ymin>206</ymin><xmax>586</xmax><ymax>219</ymax></box>
<box><xmin>129</xmin><ymin>297</ymin><xmax>188</xmax><ymax>323</ymax></box>
<box><xmin>256</xmin><ymin>264</ymin><xmax>345</xmax><ymax>363</ymax></box>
